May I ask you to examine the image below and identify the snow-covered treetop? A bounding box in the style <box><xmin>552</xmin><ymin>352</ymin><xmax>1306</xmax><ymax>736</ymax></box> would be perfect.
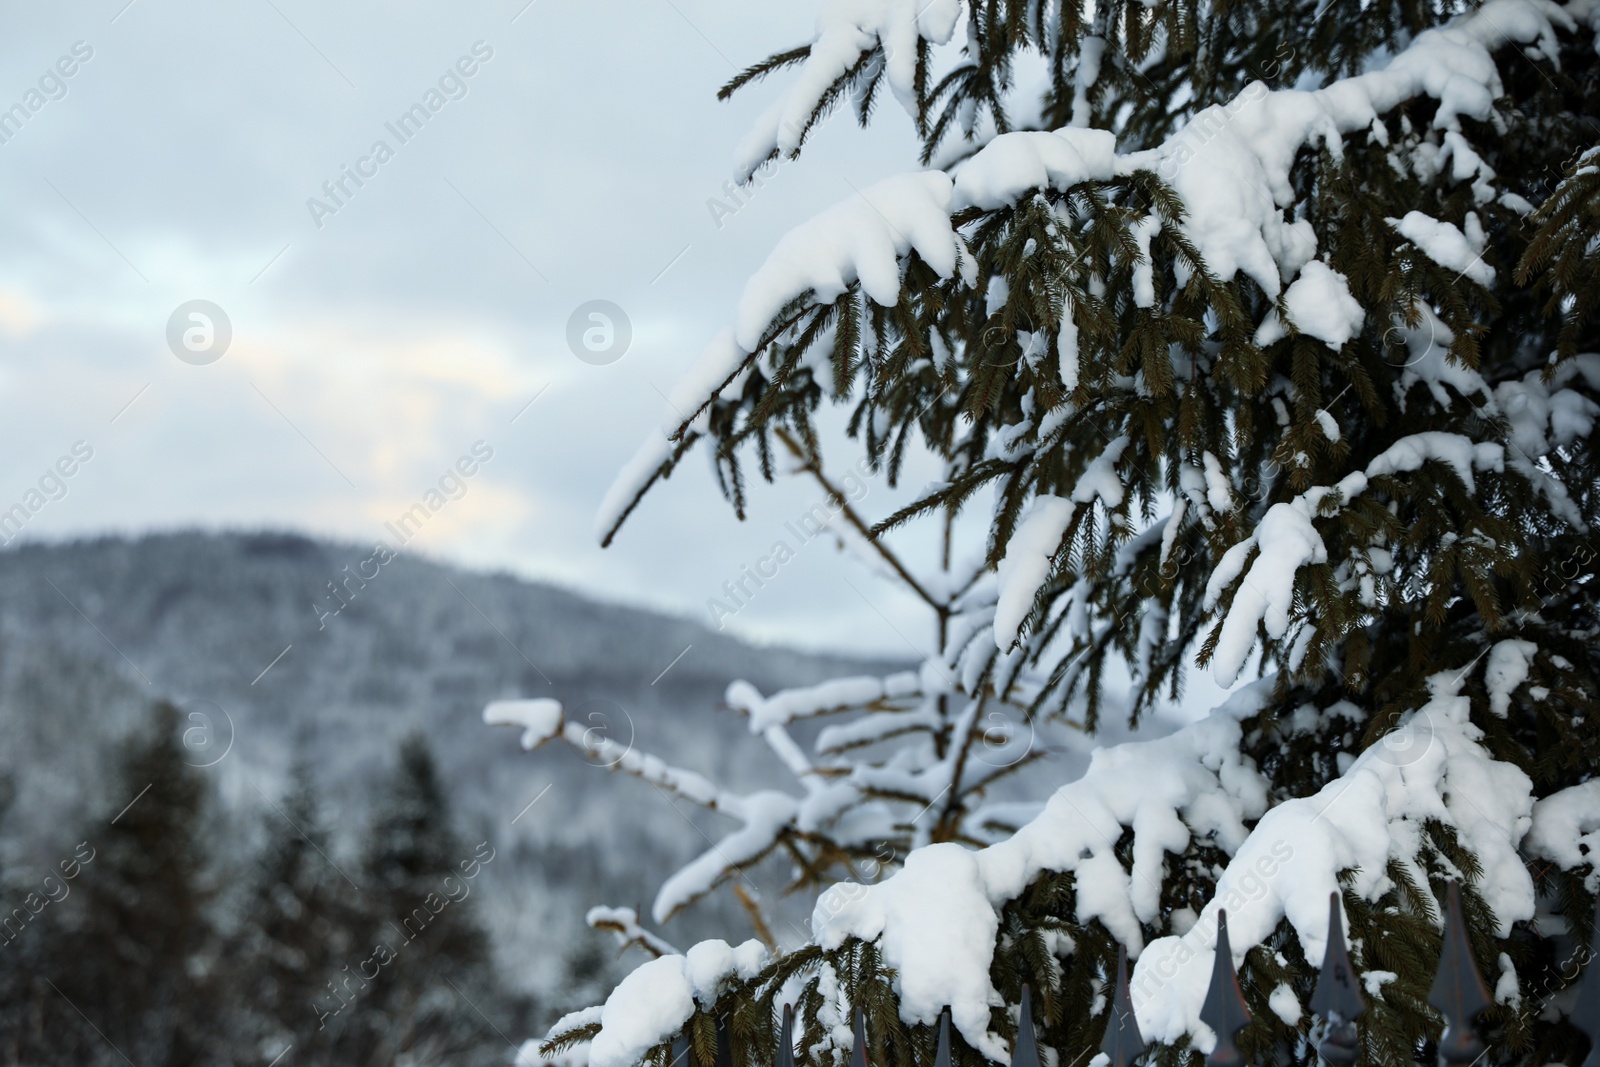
<box><xmin>528</xmin><ymin>0</ymin><xmax>1600</xmax><ymax>1064</ymax></box>
<box><xmin>602</xmin><ymin>0</ymin><xmax>1599</xmax><ymax>728</ymax></box>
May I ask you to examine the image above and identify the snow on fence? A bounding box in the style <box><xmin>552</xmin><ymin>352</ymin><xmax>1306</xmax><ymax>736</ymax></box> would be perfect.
<box><xmin>662</xmin><ymin>884</ymin><xmax>1600</xmax><ymax>1067</ymax></box>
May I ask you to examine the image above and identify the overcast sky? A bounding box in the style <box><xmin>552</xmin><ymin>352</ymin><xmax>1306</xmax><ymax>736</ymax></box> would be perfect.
<box><xmin>0</xmin><ymin>0</ymin><xmax>990</xmax><ymax>657</ymax></box>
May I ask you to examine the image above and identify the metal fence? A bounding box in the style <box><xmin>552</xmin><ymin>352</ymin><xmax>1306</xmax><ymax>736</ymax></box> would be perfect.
<box><xmin>672</xmin><ymin>882</ymin><xmax>1600</xmax><ymax>1067</ymax></box>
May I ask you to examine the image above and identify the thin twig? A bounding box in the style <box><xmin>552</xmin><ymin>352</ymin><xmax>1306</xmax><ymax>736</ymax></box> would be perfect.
<box><xmin>775</xmin><ymin>428</ymin><xmax>944</xmax><ymax>610</ymax></box>
<box><xmin>734</xmin><ymin>883</ymin><xmax>780</xmax><ymax>953</ymax></box>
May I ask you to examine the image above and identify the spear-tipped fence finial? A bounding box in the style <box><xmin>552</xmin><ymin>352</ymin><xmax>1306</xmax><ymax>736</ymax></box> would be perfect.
<box><xmin>1101</xmin><ymin>945</ymin><xmax>1147</xmax><ymax>1067</ymax></box>
<box><xmin>1200</xmin><ymin>910</ymin><xmax>1253</xmax><ymax>1067</ymax></box>
<box><xmin>1428</xmin><ymin>882</ymin><xmax>1491</xmax><ymax>1066</ymax></box>
<box><xmin>1012</xmin><ymin>984</ymin><xmax>1042</xmax><ymax>1067</ymax></box>
<box><xmin>776</xmin><ymin>1005</ymin><xmax>796</xmax><ymax>1067</ymax></box>
<box><xmin>935</xmin><ymin>1008</ymin><xmax>952</xmax><ymax>1067</ymax></box>
<box><xmin>1571</xmin><ymin>893</ymin><xmax>1600</xmax><ymax>1067</ymax></box>
<box><xmin>1311</xmin><ymin>891</ymin><xmax>1366</xmax><ymax>1066</ymax></box>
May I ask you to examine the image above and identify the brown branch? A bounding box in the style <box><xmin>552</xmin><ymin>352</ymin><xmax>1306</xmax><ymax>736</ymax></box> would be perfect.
<box><xmin>734</xmin><ymin>883</ymin><xmax>780</xmax><ymax>953</ymax></box>
<box><xmin>774</xmin><ymin>427</ymin><xmax>944</xmax><ymax>610</ymax></box>
<box><xmin>931</xmin><ymin>692</ymin><xmax>990</xmax><ymax>843</ymax></box>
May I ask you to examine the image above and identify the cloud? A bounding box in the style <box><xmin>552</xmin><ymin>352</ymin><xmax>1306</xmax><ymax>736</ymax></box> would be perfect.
<box><xmin>0</xmin><ymin>290</ymin><xmax>42</xmax><ymax>337</ymax></box>
<box><xmin>0</xmin><ymin>0</ymin><xmax>929</xmax><ymax>655</ymax></box>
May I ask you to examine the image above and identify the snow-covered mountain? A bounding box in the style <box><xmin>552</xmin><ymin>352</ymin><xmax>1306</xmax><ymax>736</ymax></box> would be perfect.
<box><xmin>0</xmin><ymin>530</ymin><xmax>1170</xmax><ymax>1021</ymax></box>
<box><xmin>0</xmin><ymin>531</ymin><xmax>900</xmax><ymax>1007</ymax></box>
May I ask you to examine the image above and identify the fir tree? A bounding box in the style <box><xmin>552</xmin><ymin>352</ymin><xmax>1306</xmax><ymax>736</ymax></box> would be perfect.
<box><xmin>0</xmin><ymin>768</ymin><xmax>37</xmax><ymax>1065</ymax></box>
<box><xmin>516</xmin><ymin>3</ymin><xmax>1600</xmax><ymax>1067</ymax></box>
<box><xmin>50</xmin><ymin>701</ymin><xmax>222</xmax><ymax>1067</ymax></box>
<box><xmin>341</xmin><ymin>732</ymin><xmax>504</xmax><ymax>1067</ymax></box>
<box><xmin>225</xmin><ymin>759</ymin><xmax>367</xmax><ymax>1067</ymax></box>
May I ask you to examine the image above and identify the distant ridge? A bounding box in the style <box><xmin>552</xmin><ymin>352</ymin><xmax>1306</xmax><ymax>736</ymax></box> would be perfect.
<box><xmin>0</xmin><ymin>529</ymin><xmax>899</xmax><ymax>1002</ymax></box>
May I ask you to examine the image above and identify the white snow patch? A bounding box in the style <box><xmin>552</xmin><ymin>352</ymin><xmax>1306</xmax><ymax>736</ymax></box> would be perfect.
<box><xmin>586</xmin><ymin>943</ymin><xmax>770</xmax><ymax>1067</ymax></box>
<box><xmin>654</xmin><ymin>792</ymin><xmax>799</xmax><ymax>922</ymax></box>
<box><xmin>953</xmin><ymin>127</ymin><xmax>1117</xmax><ymax>211</ymax></box>
<box><xmin>1389</xmin><ymin>211</ymin><xmax>1494</xmax><ymax>286</ymax></box>
<box><xmin>1527</xmin><ymin>780</ymin><xmax>1600</xmax><ymax>892</ymax></box>
<box><xmin>814</xmin><ymin>843</ymin><xmax>1005</xmax><ymax>1058</ymax></box>
<box><xmin>483</xmin><ymin>698</ymin><xmax>564</xmax><ymax>750</ymax></box>
<box><xmin>1206</xmin><ymin>502</ymin><xmax>1329</xmax><ymax>687</ymax></box>
<box><xmin>1268</xmin><ymin>983</ymin><xmax>1302</xmax><ymax>1025</ymax></box>
<box><xmin>1202</xmin><ymin>452</ymin><xmax>1234</xmax><ymax>513</ymax></box>
<box><xmin>729</xmin><ymin>676</ymin><xmax>911</xmax><ymax>732</ymax></box>
<box><xmin>1366</xmin><ymin>432</ymin><xmax>1503</xmax><ymax>494</ymax></box>
<box><xmin>1131</xmin><ymin>673</ymin><xmax>1535</xmax><ymax>1046</ymax></box>
<box><xmin>1058</xmin><ymin>300</ymin><xmax>1081</xmax><ymax>391</ymax></box>
<box><xmin>1484</xmin><ymin>640</ymin><xmax>1536</xmax><ymax>717</ymax></box>
<box><xmin>731</xmin><ymin>0</ymin><xmax>963</xmax><ymax>180</ymax></box>
<box><xmin>737</xmin><ymin>172</ymin><xmax>969</xmax><ymax>350</ymax></box>
<box><xmin>586</xmin><ymin>957</ymin><xmax>696</xmax><ymax>1067</ymax></box>
<box><xmin>1280</xmin><ymin>261</ymin><xmax>1365</xmax><ymax>348</ymax></box>
<box><xmin>994</xmin><ymin>438</ymin><xmax>1129</xmax><ymax>646</ymax></box>
<box><xmin>1361</xmin><ymin>971</ymin><xmax>1397</xmax><ymax>998</ymax></box>
<box><xmin>811</xmin><ymin>696</ymin><xmax>1272</xmax><ymax>1060</ymax></box>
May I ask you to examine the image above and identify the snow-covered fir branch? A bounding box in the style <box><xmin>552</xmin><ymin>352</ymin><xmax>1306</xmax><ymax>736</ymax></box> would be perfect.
<box><xmin>497</xmin><ymin>0</ymin><xmax>1600</xmax><ymax>1065</ymax></box>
